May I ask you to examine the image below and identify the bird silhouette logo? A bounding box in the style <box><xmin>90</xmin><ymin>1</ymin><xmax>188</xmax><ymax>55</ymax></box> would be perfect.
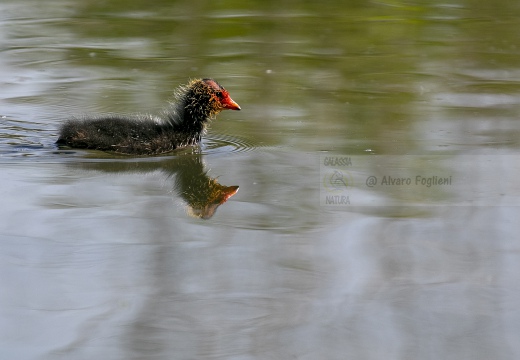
<box><xmin>323</xmin><ymin>170</ymin><xmax>352</xmax><ymax>192</ymax></box>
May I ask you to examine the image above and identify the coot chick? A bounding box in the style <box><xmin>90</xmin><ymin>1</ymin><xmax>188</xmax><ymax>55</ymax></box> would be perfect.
<box><xmin>56</xmin><ymin>78</ymin><xmax>241</xmax><ymax>155</ymax></box>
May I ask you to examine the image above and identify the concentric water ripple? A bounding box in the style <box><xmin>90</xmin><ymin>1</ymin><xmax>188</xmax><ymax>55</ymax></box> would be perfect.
<box><xmin>201</xmin><ymin>132</ymin><xmax>260</xmax><ymax>155</ymax></box>
<box><xmin>0</xmin><ymin>118</ymin><xmax>260</xmax><ymax>160</ymax></box>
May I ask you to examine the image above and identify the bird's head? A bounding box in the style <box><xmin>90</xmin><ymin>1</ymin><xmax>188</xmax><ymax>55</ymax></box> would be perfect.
<box><xmin>200</xmin><ymin>78</ymin><xmax>241</xmax><ymax>113</ymax></box>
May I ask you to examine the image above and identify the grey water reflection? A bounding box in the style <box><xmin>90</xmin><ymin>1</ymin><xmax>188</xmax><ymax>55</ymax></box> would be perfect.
<box><xmin>67</xmin><ymin>154</ymin><xmax>239</xmax><ymax>219</ymax></box>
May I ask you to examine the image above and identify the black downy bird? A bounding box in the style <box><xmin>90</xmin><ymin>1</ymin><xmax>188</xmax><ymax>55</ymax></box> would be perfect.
<box><xmin>56</xmin><ymin>78</ymin><xmax>241</xmax><ymax>155</ymax></box>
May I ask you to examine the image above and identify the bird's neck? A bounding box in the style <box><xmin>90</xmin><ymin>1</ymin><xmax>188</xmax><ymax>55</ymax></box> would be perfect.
<box><xmin>176</xmin><ymin>109</ymin><xmax>208</xmax><ymax>137</ymax></box>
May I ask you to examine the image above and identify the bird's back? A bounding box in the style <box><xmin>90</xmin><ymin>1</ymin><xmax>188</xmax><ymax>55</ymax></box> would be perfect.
<box><xmin>56</xmin><ymin>115</ymin><xmax>182</xmax><ymax>155</ymax></box>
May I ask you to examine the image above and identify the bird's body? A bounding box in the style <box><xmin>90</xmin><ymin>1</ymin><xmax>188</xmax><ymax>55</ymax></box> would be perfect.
<box><xmin>56</xmin><ymin>78</ymin><xmax>240</xmax><ymax>155</ymax></box>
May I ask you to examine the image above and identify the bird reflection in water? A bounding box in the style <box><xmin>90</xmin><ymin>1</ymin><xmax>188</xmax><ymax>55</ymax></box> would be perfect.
<box><xmin>174</xmin><ymin>156</ymin><xmax>238</xmax><ymax>219</ymax></box>
<box><xmin>69</xmin><ymin>154</ymin><xmax>238</xmax><ymax>219</ymax></box>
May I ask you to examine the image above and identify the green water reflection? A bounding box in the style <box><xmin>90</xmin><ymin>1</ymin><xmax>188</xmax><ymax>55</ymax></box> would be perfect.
<box><xmin>3</xmin><ymin>0</ymin><xmax>520</xmax><ymax>154</ymax></box>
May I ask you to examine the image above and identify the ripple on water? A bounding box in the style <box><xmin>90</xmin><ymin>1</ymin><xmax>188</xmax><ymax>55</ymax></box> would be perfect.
<box><xmin>0</xmin><ymin>119</ymin><xmax>260</xmax><ymax>160</ymax></box>
<box><xmin>0</xmin><ymin>116</ymin><xmax>54</xmax><ymax>159</ymax></box>
<box><xmin>201</xmin><ymin>133</ymin><xmax>260</xmax><ymax>155</ymax></box>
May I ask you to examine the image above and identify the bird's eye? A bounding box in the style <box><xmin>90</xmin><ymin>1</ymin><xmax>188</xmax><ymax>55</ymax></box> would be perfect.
<box><xmin>216</xmin><ymin>91</ymin><xmax>223</xmax><ymax>98</ymax></box>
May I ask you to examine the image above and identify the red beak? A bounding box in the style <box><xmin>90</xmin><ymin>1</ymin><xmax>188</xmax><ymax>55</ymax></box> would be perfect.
<box><xmin>219</xmin><ymin>185</ymin><xmax>239</xmax><ymax>204</ymax></box>
<box><xmin>222</xmin><ymin>96</ymin><xmax>241</xmax><ymax>111</ymax></box>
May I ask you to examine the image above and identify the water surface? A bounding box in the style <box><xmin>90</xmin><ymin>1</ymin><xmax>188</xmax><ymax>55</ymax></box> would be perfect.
<box><xmin>1</xmin><ymin>1</ymin><xmax>520</xmax><ymax>359</ymax></box>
